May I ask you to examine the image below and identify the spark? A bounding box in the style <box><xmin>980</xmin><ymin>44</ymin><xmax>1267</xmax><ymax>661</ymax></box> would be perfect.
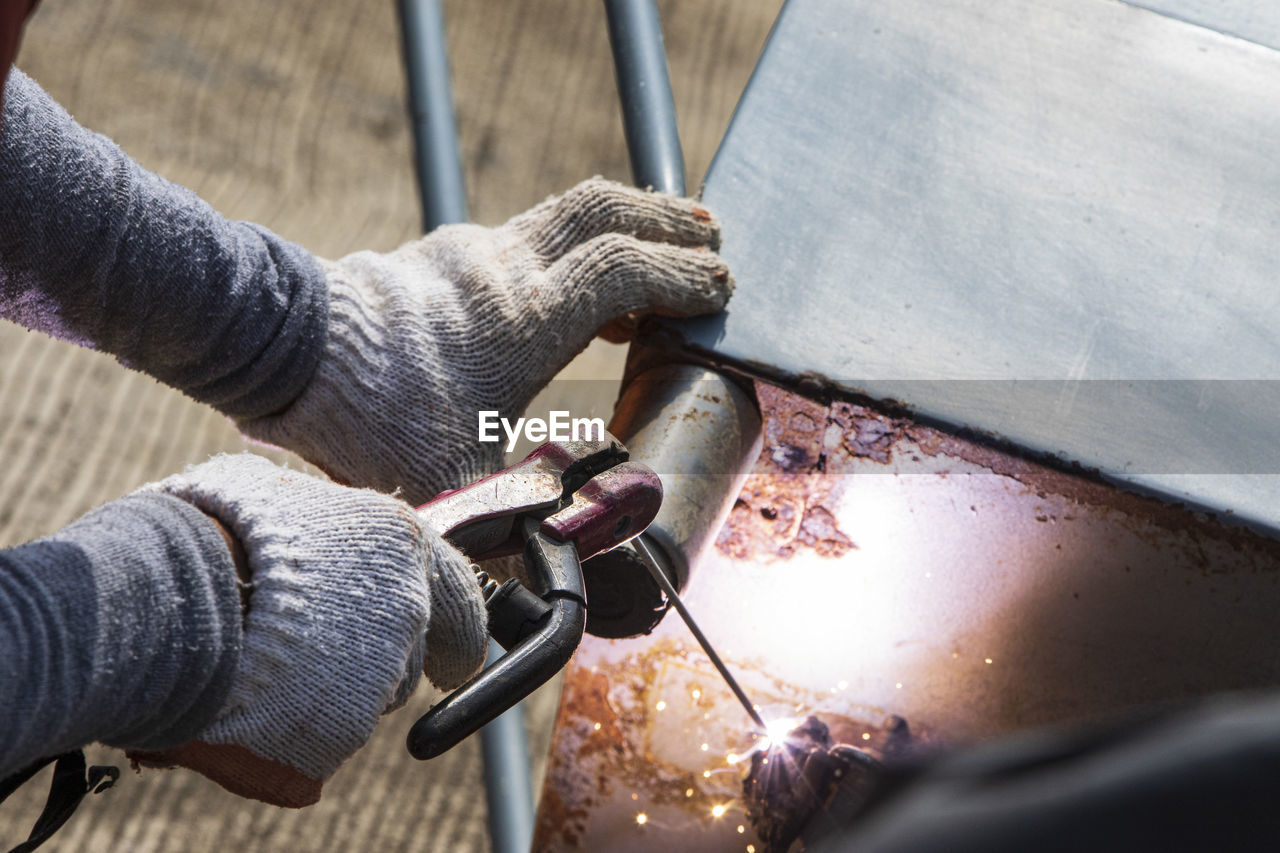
<box><xmin>593</xmin><ymin>722</ymin><xmax>601</xmax><ymax>731</ymax></box>
<box><xmin>631</xmin><ymin>793</ymin><xmax>639</xmax><ymax>801</ymax></box>
<box><xmin>685</xmin><ymin>788</ymin><xmax>694</xmax><ymax>798</ymax></box>
<box><xmin>861</xmin><ymin>732</ymin><xmax>871</xmax><ymax>741</ymax></box>
<box><xmin>737</xmin><ymin>825</ymin><xmax>746</xmax><ymax>834</ymax></box>
<box><xmin>655</xmin><ymin>700</ymin><xmax>667</xmax><ymax>711</ymax></box>
<box><xmin>700</xmin><ymin>743</ymin><xmax>709</xmax><ymax>752</ymax></box>
<box><xmin>635</xmin><ymin>813</ymin><xmax>648</xmax><ymax>826</ymax></box>
<box><xmin>748</xmin><ymin>846</ymin><xmax>757</xmax><ymax>853</ymax></box>
<box><xmin>711</xmin><ymin>804</ymin><xmax>727</xmax><ymax>818</ymax></box>
<box><xmin>727</xmin><ymin>753</ymin><xmax>740</xmax><ymax>765</ymax></box>
<box><xmin>985</xmin><ymin>657</ymin><xmax>994</xmax><ymax>664</ymax></box>
<box><xmin>703</xmin><ymin>771</ymin><xmax>712</xmax><ymax>778</ymax></box>
<box><xmin>692</xmin><ymin>689</ymin><xmax>702</xmax><ymax>700</ymax></box>
<box><xmin>895</xmin><ymin>682</ymin><xmax>903</xmax><ymax>689</ymax></box>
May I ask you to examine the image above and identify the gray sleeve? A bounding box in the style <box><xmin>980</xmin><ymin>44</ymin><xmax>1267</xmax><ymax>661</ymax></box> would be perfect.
<box><xmin>0</xmin><ymin>491</ymin><xmax>242</xmax><ymax>776</ymax></box>
<box><xmin>0</xmin><ymin>68</ymin><xmax>328</xmax><ymax>419</ymax></box>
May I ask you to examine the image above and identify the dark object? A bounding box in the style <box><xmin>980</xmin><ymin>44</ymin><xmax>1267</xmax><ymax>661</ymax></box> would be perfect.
<box><xmin>808</xmin><ymin>695</ymin><xmax>1280</xmax><ymax>853</ymax></box>
<box><xmin>1</xmin><ymin>751</ymin><xmax>118</xmax><ymax>853</ymax></box>
<box><xmin>483</xmin><ymin>578</ymin><xmax>553</xmax><ymax>650</ymax></box>
<box><xmin>580</xmin><ymin>545</ymin><xmax>671</xmax><ymax>638</ymax></box>
<box><xmin>603</xmin><ymin>0</ymin><xmax>685</xmax><ymax>194</ymax></box>
<box><xmin>408</xmin><ymin>433</ymin><xmax>662</xmax><ymax>759</ymax></box>
<box><xmin>743</xmin><ymin>716</ymin><xmax>882</xmax><ymax>853</ymax></box>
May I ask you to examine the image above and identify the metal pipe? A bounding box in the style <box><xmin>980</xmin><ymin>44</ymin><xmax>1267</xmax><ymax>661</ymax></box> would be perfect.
<box><xmin>603</xmin><ymin>0</ymin><xmax>686</xmax><ymax>195</ymax></box>
<box><xmin>397</xmin><ymin>0</ymin><xmax>468</xmax><ymax>229</ymax></box>
<box><xmin>585</xmin><ymin>366</ymin><xmax>761</xmax><ymax>638</ymax></box>
<box><xmin>610</xmin><ymin>365</ymin><xmax>762</xmax><ymax>590</ymax></box>
<box><xmin>590</xmin><ymin>2</ymin><xmax>764</xmax><ymax>639</ymax></box>
<box><xmin>396</xmin><ymin>4</ymin><xmax>533</xmax><ymax>851</ymax></box>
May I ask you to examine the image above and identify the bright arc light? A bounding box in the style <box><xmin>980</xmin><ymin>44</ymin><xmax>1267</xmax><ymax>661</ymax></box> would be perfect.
<box><xmin>760</xmin><ymin>716</ymin><xmax>803</xmax><ymax>750</ymax></box>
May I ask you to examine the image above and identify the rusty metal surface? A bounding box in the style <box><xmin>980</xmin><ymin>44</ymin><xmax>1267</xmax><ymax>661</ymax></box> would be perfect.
<box><xmin>665</xmin><ymin>0</ymin><xmax>1280</xmax><ymax>532</ymax></box>
<box><xmin>533</xmin><ymin>381</ymin><xmax>1280</xmax><ymax>851</ymax></box>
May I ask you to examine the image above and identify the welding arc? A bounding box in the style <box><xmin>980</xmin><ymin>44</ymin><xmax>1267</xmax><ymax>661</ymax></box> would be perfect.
<box><xmin>630</xmin><ymin>535</ymin><xmax>768</xmax><ymax>732</ymax></box>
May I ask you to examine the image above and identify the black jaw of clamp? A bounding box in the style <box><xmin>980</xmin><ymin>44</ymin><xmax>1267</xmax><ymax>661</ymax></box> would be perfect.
<box><xmin>406</xmin><ymin>434</ymin><xmax>661</xmax><ymax>760</ymax></box>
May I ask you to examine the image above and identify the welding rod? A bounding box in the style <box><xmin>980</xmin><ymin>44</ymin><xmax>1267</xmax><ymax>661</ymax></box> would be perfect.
<box><xmin>631</xmin><ymin>535</ymin><xmax>767</xmax><ymax>732</ymax></box>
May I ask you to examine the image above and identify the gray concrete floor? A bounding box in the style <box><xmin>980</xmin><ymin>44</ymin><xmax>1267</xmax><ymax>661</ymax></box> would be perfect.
<box><xmin>0</xmin><ymin>0</ymin><xmax>779</xmax><ymax>850</ymax></box>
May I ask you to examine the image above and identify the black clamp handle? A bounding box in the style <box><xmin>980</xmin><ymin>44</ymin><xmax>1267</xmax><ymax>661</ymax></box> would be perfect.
<box><xmin>407</xmin><ymin>519</ymin><xmax>587</xmax><ymax>760</ymax></box>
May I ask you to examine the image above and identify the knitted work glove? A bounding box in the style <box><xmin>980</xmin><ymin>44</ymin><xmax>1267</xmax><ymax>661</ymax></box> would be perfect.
<box><xmin>128</xmin><ymin>454</ymin><xmax>487</xmax><ymax>807</ymax></box>
<box><xmin>236</xmin><ymin>177</ymin><xmax>732</xmax><ymax>505</ymax></box>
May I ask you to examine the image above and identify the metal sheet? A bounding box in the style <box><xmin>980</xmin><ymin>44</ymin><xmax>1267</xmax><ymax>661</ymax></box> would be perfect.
<box><xmin>1121</xmin><ymin>0</ymin><xmax>1280</xmax><ymax>51</ymax></box>
<box><xmin>534</xmin><ymin>382</ymin><xmax>1280</xmax><ymax>851</ymax></box>
<box><xmin>667</xmin><ymin>0</ymin><xmax>1280</xmax><ymax>532</ymax></box>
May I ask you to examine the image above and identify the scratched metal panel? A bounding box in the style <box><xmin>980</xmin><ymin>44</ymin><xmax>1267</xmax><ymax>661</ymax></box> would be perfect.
<box><xmin>670</xmin><ymin>0</ymin><xmax>1280</xmax><ymax>531</ymax></box>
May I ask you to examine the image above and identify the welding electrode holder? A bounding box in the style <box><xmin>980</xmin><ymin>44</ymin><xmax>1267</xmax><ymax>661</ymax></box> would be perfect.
<box><xmin>406</xmin><ymin>433</ymin><xmax>662</xmax><ymax>760</ymax></box>
<box><xmin>407</xmin><ymin>519</ymin><xmax>587</xmax><ymax>760</ymax></box>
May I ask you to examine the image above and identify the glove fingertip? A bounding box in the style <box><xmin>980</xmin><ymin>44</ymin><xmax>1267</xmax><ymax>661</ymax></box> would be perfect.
<box><xmin>420</xmin><ymin>535</ymin><xmax>490</xmax><ymax>692</ymax></box>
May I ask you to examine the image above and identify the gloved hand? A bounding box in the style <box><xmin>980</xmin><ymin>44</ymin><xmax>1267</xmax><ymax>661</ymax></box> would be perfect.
<box><xmin>127</xmin><ymin>453</ymin><xmax>487</xmax><ymax>807</ymax></box>
<box><xmin>236</xmin><ymin>177</ymin><xmax>732</xmax><ymax>505</ymax></box>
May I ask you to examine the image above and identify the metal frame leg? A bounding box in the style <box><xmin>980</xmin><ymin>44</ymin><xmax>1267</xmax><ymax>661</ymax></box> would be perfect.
<box><xmin>396</xmin><ymin>3</ymin><xmax>535</xmax><ymax>851</ymax></box>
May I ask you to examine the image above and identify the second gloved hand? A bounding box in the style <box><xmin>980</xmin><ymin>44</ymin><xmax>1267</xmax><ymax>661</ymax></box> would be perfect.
<box><xmin>236</xmin><ymin>177</ymin><xmax>732</xmax><ymax>504</ymax></box>
<box><xmin>129</xmin><ymin>453</ymin><xmax>487</xmax><ymax>807</ymax></box>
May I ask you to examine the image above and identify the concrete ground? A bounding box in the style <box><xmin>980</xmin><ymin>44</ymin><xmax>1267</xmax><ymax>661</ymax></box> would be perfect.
<box><xmin>0</xmin><ymin>0</ymin><xmax>779</xmax><ymax>850</ymax></box>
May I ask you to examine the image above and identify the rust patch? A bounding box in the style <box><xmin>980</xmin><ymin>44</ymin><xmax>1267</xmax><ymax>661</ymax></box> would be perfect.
<box><xmin>717</xmin><ymin>387</ymin><xmax>858</xmax><ymax>561</ymax></box>
<box><xmin>532</xmin><ymin>787</ymin><xmax>588</xmax><ymax>851</ymax></box>
<box><xmin>716</xmin><ymin>380</ymin><xmax>1280</xmax><ymax>566</ymax></box>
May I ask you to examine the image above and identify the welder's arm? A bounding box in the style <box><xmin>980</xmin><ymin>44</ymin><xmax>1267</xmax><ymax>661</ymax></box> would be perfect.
<box><xmin>809</xmin><ymin>694</ymin><xmax>1280</xmax><ymax>852</ymax></box>
<box><xmin>0</xmin><ymin>68</ymin><xmax>732</xmax><ymax>505</ymax></box>
<box><xmin>0</xmin><ymin>490</ymin><xmax>243</xmax><ymax>780</ymax></box>
<box><xmin>0</xmin><ymin>68</ymin><xmax>328</xmax><ymax>420</ymax></box>
<box><xmin>0</xmin><ymin>453</ymin><xmax>488</xmax><ymax>808</ymax></box>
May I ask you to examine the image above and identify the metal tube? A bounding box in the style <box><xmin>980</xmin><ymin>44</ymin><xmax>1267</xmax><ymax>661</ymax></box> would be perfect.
<box><xmin>603</xmin><ymin>0</ymin><xmax>686</xmax><ymax>195</ymax></box>
<box><xmin>396</xmin><ymin>4</ymin><xmax>533</xmax><ymax>851</ymax></box>
<box><xmin>397</xmin><ymin>0</ymin><xmax>468</xmax><ymax>229</ymax></box>
<box><xmin>601</xmin><ymin>2</ymin><xmax>763</xmax><ymax>634</ymax></box>
<box><xmin>477</xmin><ymin>643</ymin><xmax>536</xmax><ymax>853</ymax></box>
<box><xmin>609</xmin><ymin>365</ymin><xmax>762</xmax><ymax>591</ymax></box>
<box><xmin>585</xmin><ymin>366</ymin><xmax>761</xmax><ymax>638</ymax></box>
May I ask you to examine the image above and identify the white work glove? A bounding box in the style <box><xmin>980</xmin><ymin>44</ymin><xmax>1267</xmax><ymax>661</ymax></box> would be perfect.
<box><xmin>237</xmin><ymin>177</ymin><xmax>732</xmax><ymax>505</ymax></box>
<box><xmin>128</xmin><ymin>453</ymin><xmax>487</xmax><ymax>807</ymax></box>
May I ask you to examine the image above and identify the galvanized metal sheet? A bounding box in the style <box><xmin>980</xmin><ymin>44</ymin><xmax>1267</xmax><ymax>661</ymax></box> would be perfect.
<box><xmin>669</xmin><ymin>0</ymin><xmax>1280</xmax><ymax>531</ymax></box>
<box><xmin>1122</xmin><ymin>0</ymin><xmax>1280</xmax><ymax>51</ymax></box>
